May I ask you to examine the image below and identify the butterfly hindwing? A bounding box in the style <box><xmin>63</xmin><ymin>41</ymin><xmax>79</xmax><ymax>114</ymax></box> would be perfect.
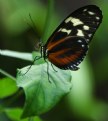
<box><xmin>44</xmin><ymin>5</ymin><xmax>103</xmax><ymax>70</ymax></box>
<box><xmin>47</xmin><ymin>36</ymin><xmax>88</xmax><ymax>70</ymax></box>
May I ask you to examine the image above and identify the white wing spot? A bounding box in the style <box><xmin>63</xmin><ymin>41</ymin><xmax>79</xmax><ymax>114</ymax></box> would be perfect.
<box><xmin>73</xmin><ymin>64</ymin><xmax>76</xmax><ymax>66</ymax></box>
<box><xmin>96</xmin><ymin>16</ymin><xmax>100</xmax><ymax>20</ymax></box>
<box><xmin>65</xmin><ymin>17</ymin><xmax>83</xmax><ymax>26</ymax></box>
<box><xmin>65</xmin><ymin>17</ymin><xmax>73</xmax><ymax>23</ymax></box>
<box><xmin>88</xmin><ymin>11</ymin><xmax>95</xmax><ymax>15</ymax></box>
<box><xmin>83</xmin><ymin>25</ymin><xmax>89</xmax><ymax>30</ymax></box>
<box><xmin>88</xmin><ymin>34</ymin><xmax>92</xmax><ymax>37</ymax></box>
<box><xmin>58</xmin><ymin>28</ymin><xmax>62</xmax><ymax>31</ymax></box>
<box><xmin>77</xmin><ymin>29</ymin><xmax>84</xmax><ymax>36</ymax></box>
<box><xmin>78</xmin><ymin>40</ymin><xmax>82</xmax><ymax>43</ymax></box>
<box><xmin>58</xmin><ymin>28</ymin><xmax>71</xmax><ymax>35</ymax></box>
<box><xmin>82</xmin><ymin>44</ymin><xmax>85</xmax><ymax>47</ymax></box>
<box><xmin>83</xmin><ymin>9</ymin><xmax>87</xmax><ymax>12</ymax></box>
<box><xmin>86</xmin><ymin>39</ymin><xmax>89</xmax><ymax>42</ymax></box>
<box><xmin>97</xmin><ymin>22</ymin><xmax>99</xmax><ymax>25</ymax></box>
<box><xmin>71</xmin><ymin>65</ymin><xmax>73</xmax><ymax>68</ymax></box>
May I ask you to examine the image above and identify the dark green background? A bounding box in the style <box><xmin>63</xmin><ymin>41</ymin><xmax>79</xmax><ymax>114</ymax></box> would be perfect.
<box><xmin>0</xmin><ymin>0</ymin><xmax>108</xmax><ymax>121</ymax></box>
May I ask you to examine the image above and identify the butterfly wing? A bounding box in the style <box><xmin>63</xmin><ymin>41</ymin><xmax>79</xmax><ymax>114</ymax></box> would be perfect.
<box><xmin>47</xmin><ymin>36</ymin><xmax>88</xmax><ymax>70</ymax></box>
<box><xmin>46</xmin><ymin>5</ymin><xmax>102</xmax><ymax>45</ymax></box>
<box><xmin>44</xmin><ymin>5</ymin><xmax>103</xmax><ymax>70</ymax></box>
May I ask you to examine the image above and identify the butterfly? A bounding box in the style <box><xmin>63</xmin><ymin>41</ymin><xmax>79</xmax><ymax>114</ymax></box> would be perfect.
<box><xmin>38</xmin><ymin>5</ymin><xmax>103</xmax><ymax>71</ymax></box>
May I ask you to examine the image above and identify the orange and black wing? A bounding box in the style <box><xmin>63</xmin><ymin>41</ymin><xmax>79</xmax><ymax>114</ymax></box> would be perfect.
<box><xmin>44</xmin><ymin>5</ymin><xmax>103</xmax><ymax>70</ymax></box>
<box><xmin>47</xmin><ymin>36</ymin><xmax>88</xmax><ymax>70</ymax></box>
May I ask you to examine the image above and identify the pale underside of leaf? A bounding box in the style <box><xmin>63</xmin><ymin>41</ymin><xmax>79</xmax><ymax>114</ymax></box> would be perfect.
<box><xmin>16</xmin><ymin>63</ymin><xmax>72</xmax><ymax>118</ymax></box>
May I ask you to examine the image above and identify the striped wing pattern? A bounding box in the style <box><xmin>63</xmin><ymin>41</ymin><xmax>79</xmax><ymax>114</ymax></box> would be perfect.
<box><xmin>44</xmin><ymin>5</ymin><xmax>103</xmax><ymax>70</ymax></box>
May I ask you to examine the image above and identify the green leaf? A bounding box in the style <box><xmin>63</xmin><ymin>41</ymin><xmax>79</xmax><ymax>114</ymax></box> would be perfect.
<box><xmin>5</xmin><ymin>108</ymin><xmax>41</xmax><ymax>121</ymax></box>
<box><xmin>5</xmin><ymin>108</ymin><xmax>24</xmax><ymax>121</ymax></box>
<box><xmin>16</xmin><ymin>63</ymin><xmax>72</xmax><ymax>118</ymax></box>
<box><xmin>0</xmin><ymin>78</ymin><xmax>18</xmax><ymax>99</ymax></box>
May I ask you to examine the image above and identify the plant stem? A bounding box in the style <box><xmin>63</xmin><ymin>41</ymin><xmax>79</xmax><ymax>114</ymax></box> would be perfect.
<box><xmin>0</xmin><ymin>69</ymin><xmax>16</xmax><ymax>81</ymax></box>
<box><xmin>41</xmin><ymin>0</ymin><xmax>54</xmax><ymax>43</ymax></box>
<box><xmin>0</xmin><ymin>49</ymin><xmax>32</xmax><ymax>61</ymax></box>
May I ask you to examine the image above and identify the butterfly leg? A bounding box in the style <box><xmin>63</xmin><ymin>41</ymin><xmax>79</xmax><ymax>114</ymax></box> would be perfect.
<box><xmin>44</xmin><ymin>60</ymin><xmax>59</xmax><ymax>86</ymax></box>
<box><xmin>51</xmin><ymin>63</ymin><xmax>58</xmax><ymax>72</ymax></box>
<box><xmin>44</xmin><ymin>60</ymin><xmax>51</xmax><ymax>83</ymax></box>
<box><xmin>20</xmin><ymin>56</ymin><xmax>42</xmax><ymax>75</ymax></box>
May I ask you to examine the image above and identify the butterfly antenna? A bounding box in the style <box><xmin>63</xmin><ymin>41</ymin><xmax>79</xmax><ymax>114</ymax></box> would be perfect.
<box><xmin>29</xmin><ymin>13</ymin><xmax>44</xmax><ymax>50</ymax></box>
<box><xmin>28</xmin><ymin>13</ymin><xmax>41</xmax><ymax>40</ymax></box>
<box><xmin>29</xmin><ymin>13</ymin><xmax>36</xmax><ymax>31</ymax></box>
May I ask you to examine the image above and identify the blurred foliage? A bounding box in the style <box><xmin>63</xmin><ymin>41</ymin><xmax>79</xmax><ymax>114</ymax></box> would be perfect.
<box><xmin>0</xmin><ymin>78</ymin><xmax>18</xmax><ymax>98</ymax></box>
<box><xmin>4</xmin><ymin>108</ymin><xmax>42</xmax><ymax>121</ymax></box>
<box><xmin>0</xmin><ymin>0</ymin><xmax>108</xmax><ymax>121</ymax></box>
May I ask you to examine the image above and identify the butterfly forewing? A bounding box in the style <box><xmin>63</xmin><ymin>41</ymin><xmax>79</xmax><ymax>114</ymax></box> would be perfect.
<box><xmin>44</xmin><ymin>5</ymin><xmax>103</xmax><ymax>70</ymax></box>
